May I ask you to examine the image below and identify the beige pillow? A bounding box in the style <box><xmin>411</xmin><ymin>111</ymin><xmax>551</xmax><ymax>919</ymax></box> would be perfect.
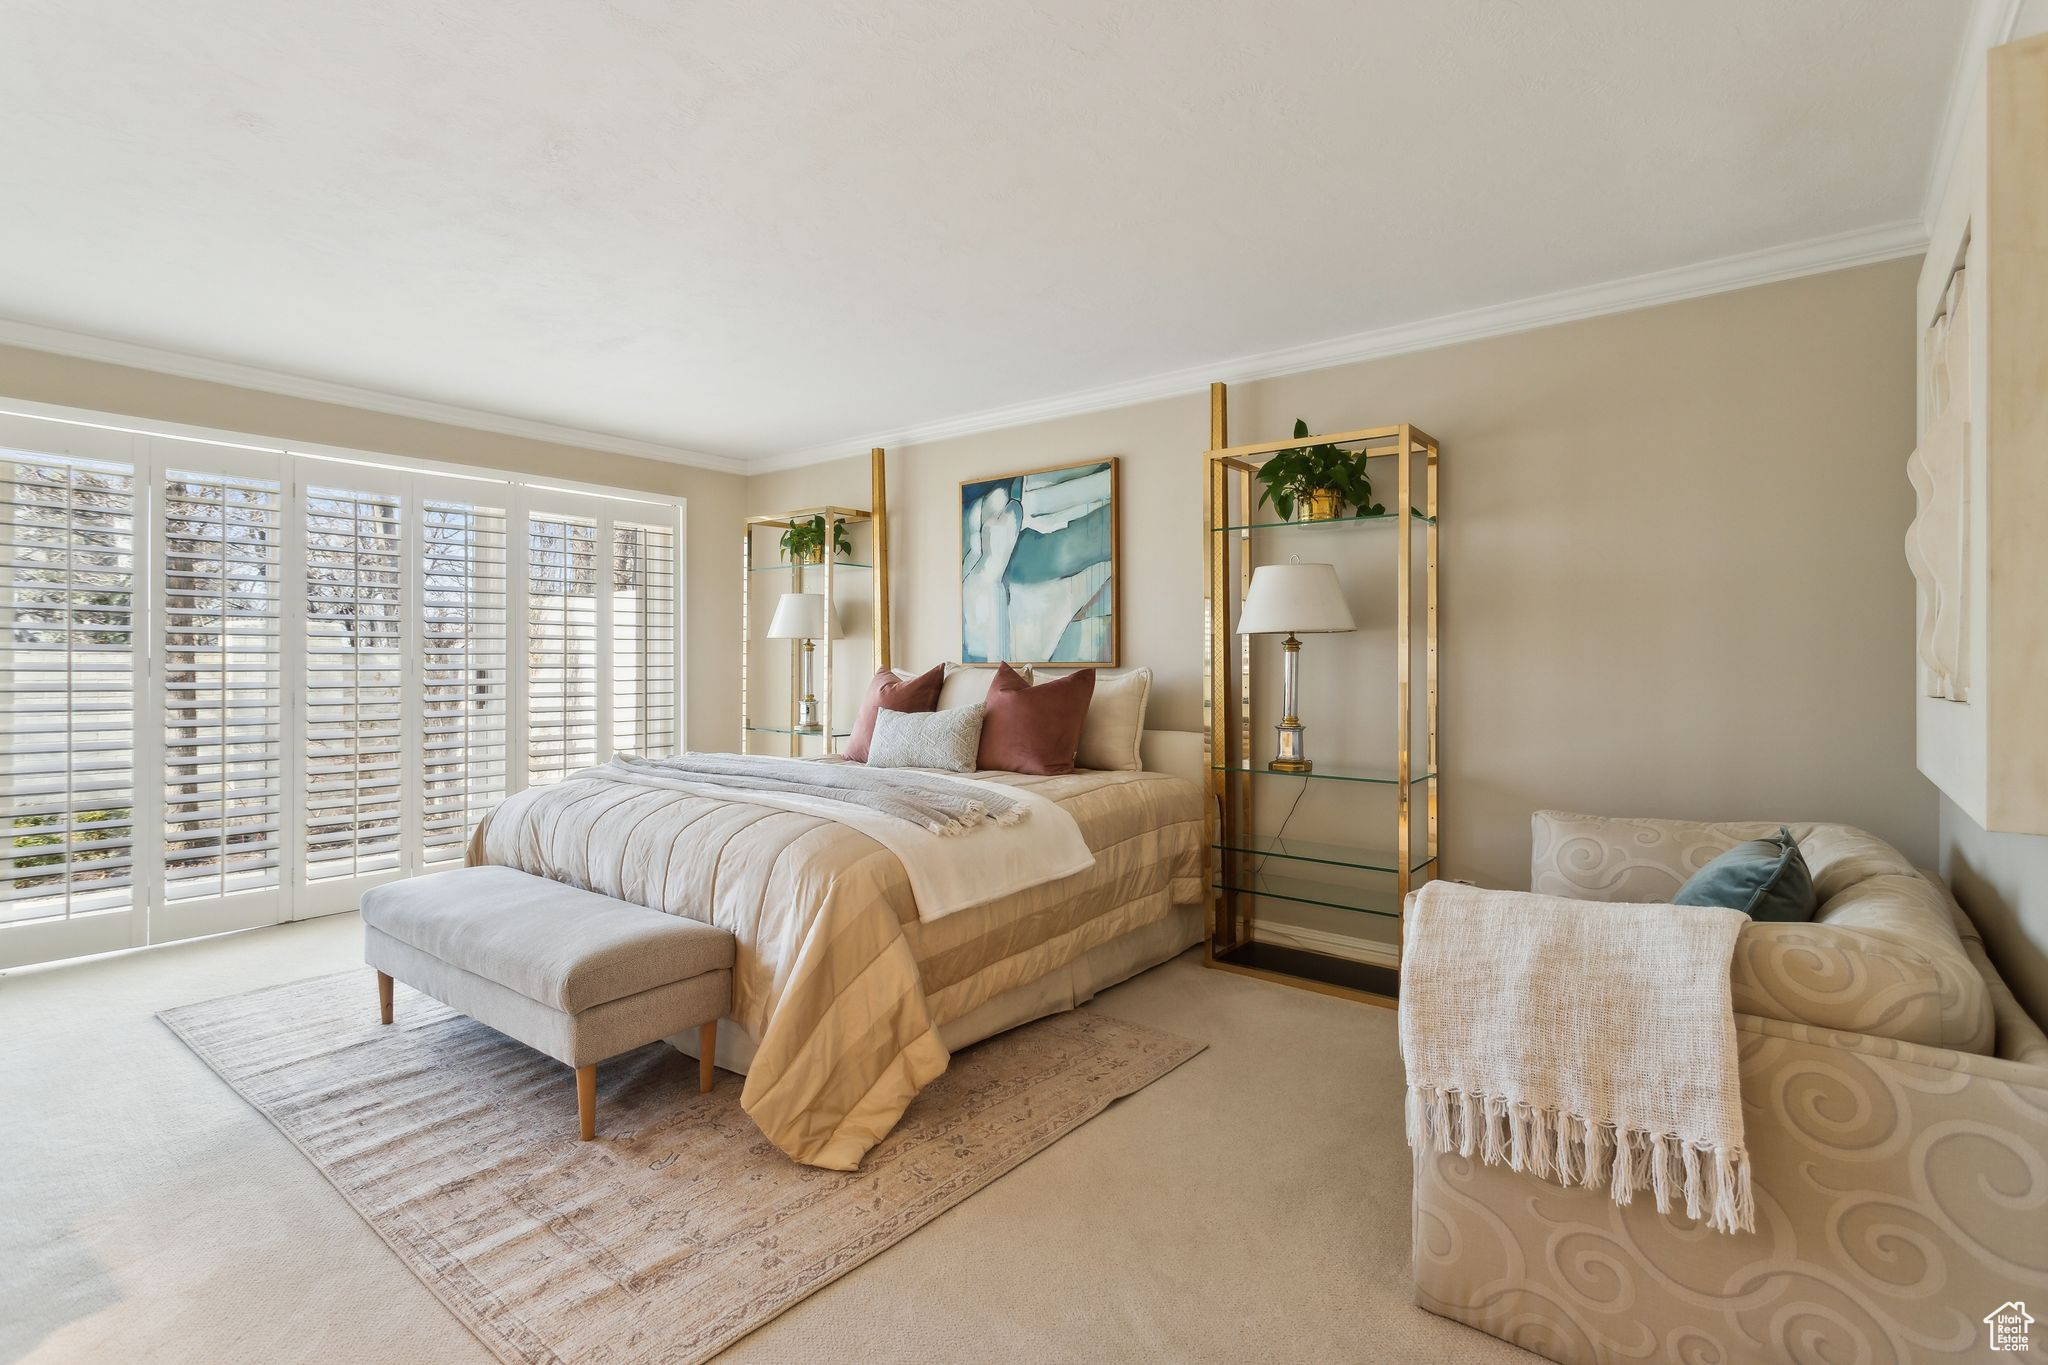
<box><xmin>939</xmin><ymin>664</ymin><xmax>1029</xmax><ymax>710</ymax></box>
<box><xmin>1075</xmin><ymin>667</ymin><xmax>1151</xmax><ymax>771</ymax></box>
<box><xmin>865</xmin><ymin>704</ymin><xmax>986</xmax><ymax>772</ymax></box>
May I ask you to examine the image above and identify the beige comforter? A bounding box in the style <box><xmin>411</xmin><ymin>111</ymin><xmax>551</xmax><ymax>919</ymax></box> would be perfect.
<box><xmin>470</xmin><ymin>767</ymin><xmax>1204</xmax><ymax>1169</ymax></box>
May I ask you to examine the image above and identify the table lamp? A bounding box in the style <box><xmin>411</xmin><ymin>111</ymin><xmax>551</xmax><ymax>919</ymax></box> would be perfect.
<box><xmin>767</xmin><ymin>591</ymin><xmax>840</xmax><ymax>733</ymax></box>
<box><xmin>1236</xmin><ymin>559</ymin><xmax>1356</xmax><ymax>772</ymax></box>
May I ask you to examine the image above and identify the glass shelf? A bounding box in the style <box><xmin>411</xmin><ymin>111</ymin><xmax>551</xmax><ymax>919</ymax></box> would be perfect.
<box><xmin>1212</xmin><ymin>833</ymin><xmax>1438</xmax><ymax>875</ymax></box>
<box><xmin>744</xmin><ymin>725</ymin><xmax>853</xmax><ymax>738</ymax></box>
<box><xmin>1211</xmin><ymin>870</ymin><xmax>1403</xmax><ymax>918</ymax></box>
<box><xmin>1212</xmin><ymin>763</ymin><xmax>1434</xmax><ymax>786</ymax></box>
<box><xmin>749</xmin><ymin>560</ymin><xmax>872</xmax><ymax>574</ymax></box>
<box><xmin>1210</xmin><ymin>508</ymin><xmax>1433</xmax><ymax>534</ymax></box>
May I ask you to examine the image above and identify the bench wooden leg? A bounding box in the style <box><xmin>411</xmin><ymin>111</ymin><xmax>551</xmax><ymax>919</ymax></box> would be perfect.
<box><xmin>376</xmin><ymin>971</ymin><xmax>393</xmax><ymax>1025</ymax></box>
<box><xmin>577</xmin><ymin>1064</ymin><xmax>597</xmax><ymax>1141</ymax></box>
<box><xmin>698</xmin><ymin>1020</ymin><xmax>718</xmax><ymax>1094</ymax></box>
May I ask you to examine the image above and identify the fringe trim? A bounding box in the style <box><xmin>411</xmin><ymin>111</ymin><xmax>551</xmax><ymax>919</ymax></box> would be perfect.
<box><xmin>1405</xmin><ymin>1084</ymin><xmax>1754</xmax><ymax>1234</ymax></box>
<box><xmin>926</xmin><ymin>802</ymin><xmax>1028</xmax><ymax>836</ymax></box>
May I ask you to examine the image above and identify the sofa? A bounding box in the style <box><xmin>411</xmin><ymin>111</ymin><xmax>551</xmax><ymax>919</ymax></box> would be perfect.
<box><xmin>1412</xmin><ymin>811</ymin><xmax>2048</xmax><ymax>1364</ymax></box>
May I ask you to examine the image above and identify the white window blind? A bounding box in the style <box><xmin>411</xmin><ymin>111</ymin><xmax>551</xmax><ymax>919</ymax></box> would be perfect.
<box><xmin>303</xmin><ymin>486</ymin><xmax>404</xmax><ymax>882</ymax></box>
<box><xmin>420</xmin><ymin>499</ymin><xmax>508</xmax><ymax>866</ymax></box>
<box><xmin>0</xmin><ymin>404</ymin><xmax>684</xmax><ymax>970</ymax></box>
<box><xmin>526</xmin><ymin>512</ymin><xmax>601</xmax><ymax>784</ymax></box>
<box><xmin>161</xmin><ymin>468</ymin><xmax>285</xmax><ymax>905</ymax></box>
<box><xmin>611</xmin><ymin>522</ymin><xmax>680</xmax><ymax>758</ymax></box>
<box><xmin>0</xmin><ymin>453</ymin><xmax>137</xmax><ymax>930</ymax></box>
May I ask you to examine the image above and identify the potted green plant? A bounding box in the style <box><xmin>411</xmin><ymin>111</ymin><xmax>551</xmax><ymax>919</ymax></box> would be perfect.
<box><xmin>1254</xmin><ymin>419</ymin><xmax>1385</xmax><ymax>522</ymax></box>
<box><xmin>779</xmin><ymin>514</ymin><xmax>854</xmax><ymax>566</ymax></box>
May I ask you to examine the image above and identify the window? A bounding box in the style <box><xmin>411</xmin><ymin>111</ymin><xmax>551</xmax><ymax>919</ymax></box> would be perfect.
<box><xmin>612</xmin><ymin>522</ymin><xmax>680</xmax><ymax>757</ymax></box>
<box><xmin>420</xmin><ymin>499</ymin><xmax>509</xmax><ymax>866</ymax></box>
<box><xmin>162</xmin><ymin>468</ymin><xmax>285</xmax><ymax>905</ymax></box>
<box><xmin>523</xmin><ymin>501</ymin><xmax>685</xmax><ymax>787</ymax></box>
<box><xmin>1</xmin><ymin>454</ymin><xmax>137</xmax><ymax>935</ymax></box>
<box><xmin>0</xmin><ymin>403</ymin><xmax>683</xmax><ymax>968</ymax></box>
<box><xmin>303</xmin><ymin>484</ymin><xmax>405</xmax><ymax>883</ymax></box>
<box><xmin>526</xmin><ymin>512</ymin><xmax>600</xmax><ymax>784</ymax></box>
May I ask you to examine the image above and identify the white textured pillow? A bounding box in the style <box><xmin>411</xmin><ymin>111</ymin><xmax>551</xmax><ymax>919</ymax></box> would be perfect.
<box><xmin>866</xmin><ymin>704</ymin><xmax>986</xmax><ymax>772</ymax></box>
<box><xmin>1075</xmin><ymin>667</ymin><xmax>1151</xmax><ymax>771</ymax></box>
<box><xmin>939</xmin><ymin>664</ymin><xmax>1029</xmax><ymax>710</ymax></box>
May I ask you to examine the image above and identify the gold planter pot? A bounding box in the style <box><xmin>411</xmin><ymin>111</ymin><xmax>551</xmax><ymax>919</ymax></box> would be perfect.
<box><xmin>1298</xmin><ymin>488</ymin><xmax>1344</xmax><ymax>522</ymax></box>
<box><xmin>787</xmin><ymin>546</ymin><xmax>823</xmax><ymax>567</ymax></box>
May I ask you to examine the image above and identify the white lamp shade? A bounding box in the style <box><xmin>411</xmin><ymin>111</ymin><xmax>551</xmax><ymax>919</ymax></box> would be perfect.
<box><xmin>767</xmin><ymin>591</ymin><xmax>837</xmax><ymax>640</ymax></box>
<box><xmin>1236</xmin><ymin>562</ymin><xmax>1356</xmax><ymax>635</ymax></box>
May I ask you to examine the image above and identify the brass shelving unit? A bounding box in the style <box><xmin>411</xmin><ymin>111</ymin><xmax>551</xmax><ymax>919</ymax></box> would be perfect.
<box><xmin>740</xmin><ymin>448</ymin><xmax>891</xmax><ymax>755</ymax></box>
<box><xmin>1202</xmin><ymin>383</ymin><xmax>1439</xmax><ymax>1006</ymax></box>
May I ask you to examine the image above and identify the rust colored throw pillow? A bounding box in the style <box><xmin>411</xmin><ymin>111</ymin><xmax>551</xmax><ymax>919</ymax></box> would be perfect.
<box><xmin>845</xmin><ymin>663</ymin><xmax>945</xmax><ymax>763</ymax></box>
<box><xmin>977</xmin><ymin>663</ymin><xmax>1096</xmax><ymax>774</ymax></box>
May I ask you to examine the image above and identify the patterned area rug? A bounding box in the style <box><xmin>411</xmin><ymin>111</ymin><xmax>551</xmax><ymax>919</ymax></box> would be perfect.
<box><xmin>162</xmin><ymin>970</ymin><xmax>1202</xmax><ymax>1365</ymax></box>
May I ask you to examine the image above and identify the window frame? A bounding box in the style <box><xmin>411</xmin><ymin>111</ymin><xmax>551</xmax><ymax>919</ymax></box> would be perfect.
<box><xmin>0</xmin><ymin>398</ymin><xmax>686</xmax><ymax>966</ymax></box>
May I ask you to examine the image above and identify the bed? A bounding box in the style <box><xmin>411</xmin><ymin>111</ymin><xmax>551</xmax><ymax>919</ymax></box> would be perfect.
<box><xmin>466</xmin><ymin>730</ymin><xmax>1209</xmax><ymax>1169</ymax></box>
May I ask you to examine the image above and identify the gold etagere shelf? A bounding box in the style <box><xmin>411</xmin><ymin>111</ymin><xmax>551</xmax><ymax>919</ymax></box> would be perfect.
<box><xmin>1202</xmin><ymin>383</ymin><xmax>1439</xmax><ymax>1007</ymax></box>
<box><xmin>740</xmin><ymin>449</ymin><xmax>892</xmax><ymax>755</ymax></box>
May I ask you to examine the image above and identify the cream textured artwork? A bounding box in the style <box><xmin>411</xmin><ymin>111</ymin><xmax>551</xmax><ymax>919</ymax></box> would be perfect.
<box><xmin>1905</xmin><ymin>267</ymin><xmax>1970</xmax><ymax>702</ymax></box>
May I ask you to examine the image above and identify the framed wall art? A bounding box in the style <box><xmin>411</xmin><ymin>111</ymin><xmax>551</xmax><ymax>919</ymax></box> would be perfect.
<box><xmin>959</xmin><ymin>457</ymin><xmax>1118</xmax><ymax>666</ymax></box>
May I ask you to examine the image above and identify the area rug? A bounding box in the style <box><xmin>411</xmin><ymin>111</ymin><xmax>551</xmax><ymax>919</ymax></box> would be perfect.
<box><xmin>161</xmin><ymin>970</ymin><xmax>1202</xmax><ymax>1365</ymax></box>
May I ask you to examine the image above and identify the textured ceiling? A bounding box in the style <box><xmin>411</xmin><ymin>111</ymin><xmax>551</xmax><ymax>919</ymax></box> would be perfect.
<box><xmin>0</xmin><ymin>1</ymin><xmax>1971</xmax><ymax>462</ymax></box>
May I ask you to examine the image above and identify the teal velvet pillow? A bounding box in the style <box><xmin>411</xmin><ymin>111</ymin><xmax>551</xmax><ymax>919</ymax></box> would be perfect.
<box><xmin>1673</xmin><ymin>826</ymin><xmax>1817</xmax><ymax>922</ymax></box>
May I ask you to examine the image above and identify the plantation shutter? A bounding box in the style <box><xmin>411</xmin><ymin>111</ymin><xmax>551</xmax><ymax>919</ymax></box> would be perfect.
<box><xmin>155</xmin><ymin>448</ymin><xmax>289</xmax><ymax>942</ymax></box>
<box><xmin>420</xmin><ymin>496</ymin><xmax>509</xmax><ymax>865</ymax></box>
<box><xmin>520</xmin><ymin>496</ymin><xmax>684</xmax><ymax>784</ymax></box>
<box><xmin>301</xmin><ymin>482</ymin><xmax>406</xmax><ymax>902</ymax></box>
<box><xmin>0</xmin><ymin>433</ymin><xmax>141</xmax><ymax>965</ymax></box>
<box><xmin>611</xmin><ymin>521</ymin><xmax>679</xmax><ymax>758</ymax></box>
<box><xmin>525</xmin><ymin>510</ymin><xmax>602</xmax><ymax>784</ymax></box>
<box><xmin>0</xmin><ymin>402</ymin><xmax>686</xmax><ymax>969</ymax></box>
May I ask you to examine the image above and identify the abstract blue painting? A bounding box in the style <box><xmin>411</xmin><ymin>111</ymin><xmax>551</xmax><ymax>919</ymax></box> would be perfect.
<box><xmin>960</xmin><ymin>457</ymin><xmax>1118</xmax><ymax>665</ymax></box>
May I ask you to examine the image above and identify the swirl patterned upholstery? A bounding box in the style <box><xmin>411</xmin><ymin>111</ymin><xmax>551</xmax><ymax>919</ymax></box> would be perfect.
<box><xmin>1414</xmin><ymin>812</ymin><xmax>2048</xmax><ymax>1363</ymax></box>
<box><xmin>1531</xmin><ymin>811</ymin><xmax>1994</xmax><ymax>1052</ymax></box>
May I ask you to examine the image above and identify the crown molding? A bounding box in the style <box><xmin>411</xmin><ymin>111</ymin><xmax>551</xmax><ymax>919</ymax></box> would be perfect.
<box><xmin>1920</xmin><ymin>0</ymin><xmax>2026</xmax><ymax>230</ymax></box>
<box><xmin>0</xmin><ymin>316</ymin><xmax>747</xmax><ymax>475</ymax></box>
<box><xmin>752</xmin><ymin>218</ymin><xmax>1928</xmax><ymax>473</ymax></box>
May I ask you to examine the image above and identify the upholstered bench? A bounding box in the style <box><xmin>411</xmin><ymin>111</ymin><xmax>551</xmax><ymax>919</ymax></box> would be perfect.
<box><xmin>360</xmin><ymin>865</ymin><xmax>735</xmax><ymax>1140</ymax></box>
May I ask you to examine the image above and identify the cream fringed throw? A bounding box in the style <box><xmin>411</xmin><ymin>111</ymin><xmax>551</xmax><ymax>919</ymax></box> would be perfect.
<box><xmin>1399</xmin><ymin>883</ymin><xmax>1755</xmax><ymax>1234</ymax></box>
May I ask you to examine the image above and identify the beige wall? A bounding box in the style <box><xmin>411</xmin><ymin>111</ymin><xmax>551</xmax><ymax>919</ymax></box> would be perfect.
<box><xmin>0</xmin><ymin>260</ymin><xmax>1951</xmax><ymax>921</ymax></box>
<box><xmin>0</xmin><ymin>342</ymin><xmax>749</xmax><ymax>745</ymax></box>
<box><xmin>751</xmin><ymin>259</ymin><xmax>1936</xmax><ymax>891</ymax></box>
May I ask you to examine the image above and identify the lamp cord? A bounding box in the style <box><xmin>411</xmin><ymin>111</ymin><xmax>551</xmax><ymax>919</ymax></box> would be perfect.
<box><xmin>1249</xmin><ymin>776</ymin><xmax>1310</xmax><ymax>893</ymax></box>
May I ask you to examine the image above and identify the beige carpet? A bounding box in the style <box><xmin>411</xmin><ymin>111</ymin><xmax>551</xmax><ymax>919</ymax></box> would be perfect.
<box><xmin>159</xmin><ymin>969</ymin><xmax>1202</xmax><ymax>1365</ymax></box>
<box><xmin>3</xmin><ymin>913</ymin><xmax>1529</xmax><ymax>1364</ymax></box>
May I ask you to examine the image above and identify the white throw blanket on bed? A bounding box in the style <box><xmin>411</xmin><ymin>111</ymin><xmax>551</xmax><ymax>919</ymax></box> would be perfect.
<box><xmin>574</xmin><ymin>755</ymin><xmax>1095</xmax><ymax>922</ymax></box>
<box><xmin>1399</xmin><ymin>883</ymin><xmax>1755</xmax><ymax>1234</ymax></box>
